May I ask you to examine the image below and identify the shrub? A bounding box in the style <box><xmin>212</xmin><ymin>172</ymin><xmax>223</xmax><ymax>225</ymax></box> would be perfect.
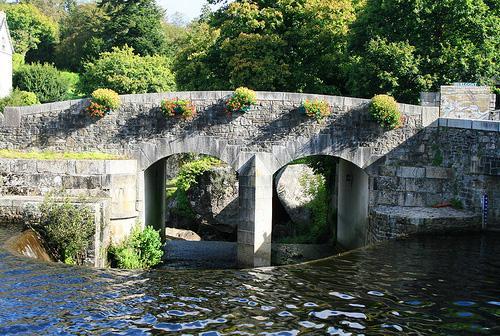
<box><xmin>36</xmin><ymin>195</ymin><xmax>95</xmax><ymax>265</ymax></box>
<box><xmin>79</xmin><ymin>46</ymin><xmax>176</xmax><ymax>95</ymax></box>
<box><xmin>86</xmin><ymin>88</ymin><xmax>121</xmax><ymax>118</ymax></box>
<box><xmin>225</xmin><ymin>87</ymin><xmax>257</xmax><ymax>114</ymax></box>
<box><xmin>0</xmin><ymin>90</ymin><xmax>39</xmax><ymax>113</ymax></box>
<box><xmin>14</xmin><ymin>63</ymin><xmax>71</xmax><ymax>103</ymax></box>
<box><xmin>369</xmin><ymin>94</ymin><xmax>402</xmax><ymax>130</ymax></box>
<box><xmin>109</xmin><ymin>225</ymin><xmax>163</xmax><ymax>269</ymax></box>
<box><xmin>161</xmin><ymin>99</ymin><xmax>197</xmax><ymax>120</ymax></box>
<box><xmin>167</xmin><ymin>156</ymin><xmax>222</xmax><ymax>219</ymax></box>
<box><xmin>301</xmin><ymin>99</ymin><xmax>332</xmax><ymax>120</ymax></box>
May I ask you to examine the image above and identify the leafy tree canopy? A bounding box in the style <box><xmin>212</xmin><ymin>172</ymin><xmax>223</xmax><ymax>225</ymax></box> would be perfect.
<box><xmin>0</xmin><ymin>3</ymin><xmax>58</xmax><ymax>56</ymax></box>
<box><xmin>176</xmin><ymin>0</ymin><xmax>355</xmax><ymax>94</ymax></box>
<box><xmin>98</xmin><ymin>0</ymin><xmax>167</xmax><ymax>56</ymax></box>
<box><xmin>347</xmin><ymin>0</ymin><xmax>499</xmax><ymax>103</ymax></box>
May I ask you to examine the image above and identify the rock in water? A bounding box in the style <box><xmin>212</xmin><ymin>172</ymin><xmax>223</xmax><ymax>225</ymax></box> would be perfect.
<box><xmin>188</xmin><ymin>166</ymin><xmax>239</xmax><ymax>235</ymax></box>
<box><xmin>165</xmin><ymin>227</ymin><xmax>201</xmax><ymax>241</ymax></box>
<box><xmin>275</xmin><ymin>164</ymin><xmax>318</xmax><ymax>226</ymax></box>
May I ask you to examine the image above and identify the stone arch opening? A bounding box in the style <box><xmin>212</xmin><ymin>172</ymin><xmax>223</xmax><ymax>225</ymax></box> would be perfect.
<box><xmin>143</xmin><ymin>152</ymin><xmax>240</xmax><ymax>268</ymax></box>
<box><xmin>271</xmin><ymin>154</ymin><xmax>369</xmax><ymax>264</ymax></box>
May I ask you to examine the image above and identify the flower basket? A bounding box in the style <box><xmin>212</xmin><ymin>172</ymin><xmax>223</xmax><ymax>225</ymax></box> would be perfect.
<box><xmin>301</xmin><ymin>99</ymin><xmax>332</xmax><ymax>121</ymax></box>
<box><xmin>161</xmin><ymin>99</ymin><xmax>197</xmax><ymax>120</ymax></box>
<box><xmin>225</xmin><ymin>87</ymin><xmax>257</xmax><ymax>115</ymax></box>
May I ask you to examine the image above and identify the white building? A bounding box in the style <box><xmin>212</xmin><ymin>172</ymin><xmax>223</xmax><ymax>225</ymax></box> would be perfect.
<box><xmin>0</xmin><ymin>11</ymin><xmax>14</xmax><ymax>99</ymax></box>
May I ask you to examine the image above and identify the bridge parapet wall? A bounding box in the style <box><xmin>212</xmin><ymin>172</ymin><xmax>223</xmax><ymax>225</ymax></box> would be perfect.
<box><xmin>0</xmin><ymin>91</ymin><xmax>437</xmax><ymax>174</ymax></box>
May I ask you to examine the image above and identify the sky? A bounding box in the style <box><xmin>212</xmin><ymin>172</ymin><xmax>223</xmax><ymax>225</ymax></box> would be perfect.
<box><xmin>158</xmin><ymin>0</ymin><xmax>213</xmax><ymax>23</ymax></box>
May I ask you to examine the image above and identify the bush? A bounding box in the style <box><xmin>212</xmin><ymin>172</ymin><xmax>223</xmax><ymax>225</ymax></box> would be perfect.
<box><xmin>86</xmin><ymin>88</ymin><xmax>121</xmax><ymax>118</ymax></box>
<box><xmin>79</xmin><ymin>46</ymin><xmax>176</xmax><ymax>95</ymax></box>
<box><xmin>0</xmin><ymin>90</ymin><xmax>39</xmax><ymax>113</ymax></box>
<box><xmin>36</xmin><ymin>195</ymin><xmax>95</xmax><ymax>265</ymax></box>
<box><xmin>369</xmin><ymin>94</ymin><xmax>402</xmax><ymax>130</ymax></box>
<box><xmin>301</xmin><ymin>99</ymin><xmax>332</xmax><ymax>120</ymax></box>
<box><xmin>225</xmin><ymin>87</ymin><xmax>257</xmax><ymax>114</ymax></box>
<box><xmin>167</xmin><ymin>156</ymin><xmax>222</xmax><ymax>219</ymax></box>
<box><xmin>109</xmin><ymin>225</ymin><xmax>163</xmax><ymax>269</ymax></box>
<box><xmin>14</xmin><ymin>63</ymin><xmax>71</xmax><ymax>103</ymax></box>
<box><xmin>161</xmin><ymin>99</ymin><xmax>197</xmax><ymax>120</ymax></box>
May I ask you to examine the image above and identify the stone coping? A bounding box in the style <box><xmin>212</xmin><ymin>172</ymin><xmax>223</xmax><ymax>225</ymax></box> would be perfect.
<box><xmin>438</xmin><ymin>118</ymin><xmax>500</xmax><ymax>132</ymax></box>
<box><xmin>0</xmin><ymin>158</ymin><xmax>137</xmax><ymax>175</ymax></box>
<box><xmin>2</xmin><ymin>91</ymin><xmax>434</xmax><ymax>127</ymax></box>
<box><xmin>372</xmin><ymin>205</ymin><xmax>477</xmax><ymax>219</ymax></box>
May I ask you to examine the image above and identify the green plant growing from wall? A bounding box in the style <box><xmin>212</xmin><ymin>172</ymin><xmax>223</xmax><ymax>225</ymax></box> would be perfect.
<box><xmin>432</xmin><ymin>145</ymin><xmax>444</xmax><ymax>166</ymax></box>
<box><xmin>108</xmin><ymin>224</ymin><xmax>163</xmax><ymax>269</ymax></box>
<box><xmin>166</xmin><ymin>156</ymin><xmax>223</xmax><ymax>219</ymax></box>
<box><xmin>35</xmin><ymin>194</ymin><xmax>95</xmax><ymax>265</ymax></box>
<box><xmin>450</xmin><ymin>198</ymin><xmax>464</xmax><ymax>210</ymax></box>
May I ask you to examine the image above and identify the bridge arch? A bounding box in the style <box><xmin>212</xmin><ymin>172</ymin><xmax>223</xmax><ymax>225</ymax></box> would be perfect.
<box><xmin>271</xmin><ymin>153</ymin><xmax>369</xmax><ymax>252</ymax></box>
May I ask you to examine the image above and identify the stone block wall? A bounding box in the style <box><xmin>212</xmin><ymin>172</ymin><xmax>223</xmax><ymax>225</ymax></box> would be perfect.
<box><xmin>0</xmin><ymin>92</ymin><xmax>433</xmax><ymax>173</ymax></box>
<box><xmin>0</xmin><ymin>158</ymin><xmax>139</xmax><ymax>265</ymax></box>
<box><xmin>367</xmin><ymin>120</ymin><xmax>500</xmax><ymax>236</ymax></box>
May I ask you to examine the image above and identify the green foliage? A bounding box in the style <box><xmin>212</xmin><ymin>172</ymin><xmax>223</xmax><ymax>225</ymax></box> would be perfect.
<box><xmin>161</xmin><ymin>99</ymin><xmax>197</xmax><ymax>120</ymax></box>
<box><xmin>301</xmin><ymin>99</ymin><xmax>332</xmax><ymax>120</ymax></box>
<box><xmin>167</xmin><ymin>156</ymin><xmax>222</xmax><ymax>219</ymax></box>
<box><xmin>348</xmin><ymin>0</ymin><xmax>499</xmax><ymax>103</ymax></box>
<box><xmin>173</xmin><ymin>22</ymin><xmax>221</xmax><ymax>90</ymax></box>
<box><xmin>450</xmin><ymin>198</ymin><xmax>464</xmax><ymax>210</ymax></box>
<box><xmin>60</xmin><ymin>71</ymin><xmax>82</xmax><ymax>100</ymax></box>
<box><xmin>175</xmin><ymin>0</ymin><xmax>354</xmax><ymax>93</ymax></box>
<box><xmin>369</xmin><ymin>94</ymin><xmax>402</xmax><ymax>130</ymax></box>
<box><xmin>87</xmin><ymin>88</ymin><xmax>121</xmax><ymax>118</ymax></box>
<box><xmin>347</xmin><ymin>37</ymin><xmax>432</xmax><ymax>104</ymax></box>
<box><xmin>90</xmin><ymin>88</ymin><xmax>121</xmax><ymax>110</ymax></box>
<box><xmin>37</xmin><ymin>194</ymin><xmax>95</xmax><ymax>265</ymax></box>
<box><xmin>225</xmin><ymin>87</ymin><xmax>257</xmax><ymax>113</ymax></box>
<box><xmin>98</xmin><ymin>0</ymin><xmax>167</xmax><ymax>57</ymax></box>
<box><xmin>279</xmin><ymin>170</ymin><xmax>331</xmax><ymax>244</ymax></box>
<box><xmin>0</xmin><ymin>3</ymin><xmax>59</xmax><ymax>56</ymax></box>
<box><xmin>12</xmin><ymin>53</ymin><xmax>25</xmax><ymax>72</ymax></box>
<box><xmin>14</xmin><ymin>63</ymin><xmax>71</xmax><ymax>103</ymax></box>
<box><xmin>109</xmin><ymin>225</ymin><xmax>163</xmax><ymax>269</ymax></box>
<box><xmin>79</xmin><ymin>46</ymin><xmax>175</xmax><ymax>95</ymax></box>
<box><xmin>0</xmin><ymin>90</ymin><xmax>39</xmax><ymax>113</ymax></box>
<box><xmin>55</xmin><ymin>3</ymin><xmax>108</xmax><ymax>71</ymax></box>
<box><xmin>432</xmin><ymin>145</ymin><xmax>444</xmax><ymax>166</ymax></box>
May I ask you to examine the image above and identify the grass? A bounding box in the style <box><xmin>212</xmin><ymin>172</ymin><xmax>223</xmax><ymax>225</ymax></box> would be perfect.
<box><xmin>0</xmin><ymin>150</ymin><xmax>123</xmax><ymax>160</ymax></box>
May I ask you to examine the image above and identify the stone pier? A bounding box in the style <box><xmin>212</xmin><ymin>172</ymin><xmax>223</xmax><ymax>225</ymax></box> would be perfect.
<box><xmin>237</xmin><ymin>155</ymin><xmax>273</xmax><ymax>267</ymax></box>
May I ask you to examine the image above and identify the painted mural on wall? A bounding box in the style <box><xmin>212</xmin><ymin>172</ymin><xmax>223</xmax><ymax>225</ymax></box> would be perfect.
<box><xmin>440</xmin><ymin>85</ymin><xmax>493</xmax><ymax>120</ymax></box>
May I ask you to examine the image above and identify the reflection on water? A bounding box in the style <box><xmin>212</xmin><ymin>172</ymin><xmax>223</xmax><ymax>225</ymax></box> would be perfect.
<box><xmin>0</xmin><ymin>223</ymin><xmax>499</xmax><ymax>335</ymax></box>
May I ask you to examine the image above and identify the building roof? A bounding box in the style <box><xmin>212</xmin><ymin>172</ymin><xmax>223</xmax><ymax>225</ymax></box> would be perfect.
<box><xmin>0</xmin><ymin>11</ymin><xmax>14</xmax><ymax>55</ymax></box>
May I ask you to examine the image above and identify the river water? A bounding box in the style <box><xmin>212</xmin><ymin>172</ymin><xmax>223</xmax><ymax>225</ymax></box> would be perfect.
<box><xmin>0</xmin><ymin>223</ymin><xmax>499</xmax><ymax>335</ymax></box>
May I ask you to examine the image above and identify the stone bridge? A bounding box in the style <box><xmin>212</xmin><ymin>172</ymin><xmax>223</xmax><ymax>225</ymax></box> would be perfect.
<box><xmin>0</xmin><ymin>91</ymin><xmax>498</xmax><ymax>267</ymax></box>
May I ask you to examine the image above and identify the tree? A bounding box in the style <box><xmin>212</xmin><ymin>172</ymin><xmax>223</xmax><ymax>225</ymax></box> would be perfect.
<box><xmin>98</xmin><ymin>0</ymin><xmax>167</xmax><ymax>56</ymax></box>
<box><xmin>347</xmin><ymin>0</ymin><xmax>499</xmax><ymax>103</ymax></box>
<box><xmin>175</xmin><ymin>0</ymin><xmax>355</xmax><ymax>93</ymax></box>
<box><xmin>54</xmin><ymin>3</ymin><xmax>108</xmax><ymax>71</ymax></box>
<box><xmin>173</xmin><ymin>22</ymin><xmax>221</xmax><ymax>90</ymax></box>
<box><xmin>0</xmin><ymin>3</ymin><xmax>58</xmax><ymax>57</ymax></box>
<box><xmin>23</xmin><ymin>0</ymin><xmax>76</xmax><ymax>22</ymax></box>
<box><xmin>346</xmin><ymin>37</ymin><xmax>432</xmax><ymax>103</ymax></box>
<box><xmin>79</xmin><ymin>46</ymin><xmax>176</xmax><ymax>95</ymax></box>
